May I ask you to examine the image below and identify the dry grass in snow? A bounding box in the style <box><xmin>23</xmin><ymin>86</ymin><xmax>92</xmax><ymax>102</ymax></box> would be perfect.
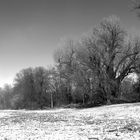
<box><xmin>0</xmin><ymin>103</ymin><xmax>140</xmax><ymax>139</ymax></box>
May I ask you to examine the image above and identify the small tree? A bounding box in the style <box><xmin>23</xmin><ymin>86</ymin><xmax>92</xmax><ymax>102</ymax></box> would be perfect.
<box><xmin>54</xmin><ymin>40</ymin><xmax>77</xmax><ymax>104</ymax></box>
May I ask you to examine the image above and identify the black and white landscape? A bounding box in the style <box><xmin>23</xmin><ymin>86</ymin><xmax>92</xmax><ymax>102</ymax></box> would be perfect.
<box><xmin>0</xmin><ymin>0</ymin><xmax>140</xmax><ymax>139</ymax></box>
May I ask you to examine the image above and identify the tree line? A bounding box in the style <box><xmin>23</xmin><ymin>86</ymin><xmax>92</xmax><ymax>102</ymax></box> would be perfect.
<box><xmin>1</xmin><ymin>15</ymin><xmax>140</xmax><ymax>109</ymax></box>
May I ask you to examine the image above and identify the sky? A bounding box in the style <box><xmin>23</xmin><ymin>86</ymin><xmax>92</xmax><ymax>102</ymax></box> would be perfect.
<box><xmin>0</xmin><ymin>0</ymin><xmax>140</xmax><ymax>87</ymax></box>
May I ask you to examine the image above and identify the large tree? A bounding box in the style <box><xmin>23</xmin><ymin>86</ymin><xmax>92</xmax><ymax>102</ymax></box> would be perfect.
<box><xmin>77</xmin><ymin>16</ymin><xmax>140</xmax><ymax>103</ymax></box>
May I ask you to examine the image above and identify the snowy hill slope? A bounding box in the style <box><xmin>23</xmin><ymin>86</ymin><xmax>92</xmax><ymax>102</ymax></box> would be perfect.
<box><xmin>0</xmin><ymin>103</ymin><xmax>140</xmax><ymax>139</ymax></box>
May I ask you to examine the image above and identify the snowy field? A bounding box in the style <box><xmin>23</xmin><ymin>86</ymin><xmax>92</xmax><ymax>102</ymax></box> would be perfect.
<box><xmin>0</xmin><ymin>103</ymin><xmax>140</xmax><ymax>140</ymax></box>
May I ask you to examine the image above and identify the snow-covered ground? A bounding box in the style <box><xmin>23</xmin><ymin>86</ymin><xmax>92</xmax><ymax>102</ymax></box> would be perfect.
<box><xmin>0</xmin><ymin>103</ymin><xmax>140</xmax><ymax>140</ymax></box>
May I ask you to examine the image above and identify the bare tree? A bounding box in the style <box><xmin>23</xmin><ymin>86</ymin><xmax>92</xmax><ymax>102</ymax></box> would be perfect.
<box><xmin>54</xmin><ymin>40</ymin><xmax>77</xmax><ymax>104</ymax></box>
<box><xmin>78</xmin><ymin>16</ymin><xmax>140</xmax><ymax>103</ymax></box>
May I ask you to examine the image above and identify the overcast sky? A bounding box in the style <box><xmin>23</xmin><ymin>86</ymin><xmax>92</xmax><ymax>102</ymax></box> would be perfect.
<box><xmin>0</xmin><ymin>0</ymin><xmax>139</xmax><ymax>87</ymax></box>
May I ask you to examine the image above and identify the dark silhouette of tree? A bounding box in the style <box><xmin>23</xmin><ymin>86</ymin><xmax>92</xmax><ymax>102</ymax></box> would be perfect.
<box><xmin>33</xmin><ymin>67</ymin><xmax>50</xmax><ymax>109</ymax></box>
<box><xmin>13</xmin><ymin>67</ymin><xmax>51</xmax><ymax>109</ymax></box>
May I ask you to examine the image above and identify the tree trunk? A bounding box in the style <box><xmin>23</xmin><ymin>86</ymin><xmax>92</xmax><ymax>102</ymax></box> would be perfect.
<box><xmin>82</xmin><ymin>93</ymin><xmax>85</xmax><ymax>105</ymax></box>
<box><xmin>112</xmin><ymin>79</ymin><xmax>121</xmax><ymax>99</ymax></box>
<box><xmin>51</xmin><ymin>92</ymin><xmax>53</xmax><ymax>108</ymax></box>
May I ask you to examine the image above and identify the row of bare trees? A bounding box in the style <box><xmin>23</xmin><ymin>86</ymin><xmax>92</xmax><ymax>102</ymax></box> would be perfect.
<box><xmin>0</xmin><ymin>15</ymin><xmax>140</xmax><ymax>109</ymax></box>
